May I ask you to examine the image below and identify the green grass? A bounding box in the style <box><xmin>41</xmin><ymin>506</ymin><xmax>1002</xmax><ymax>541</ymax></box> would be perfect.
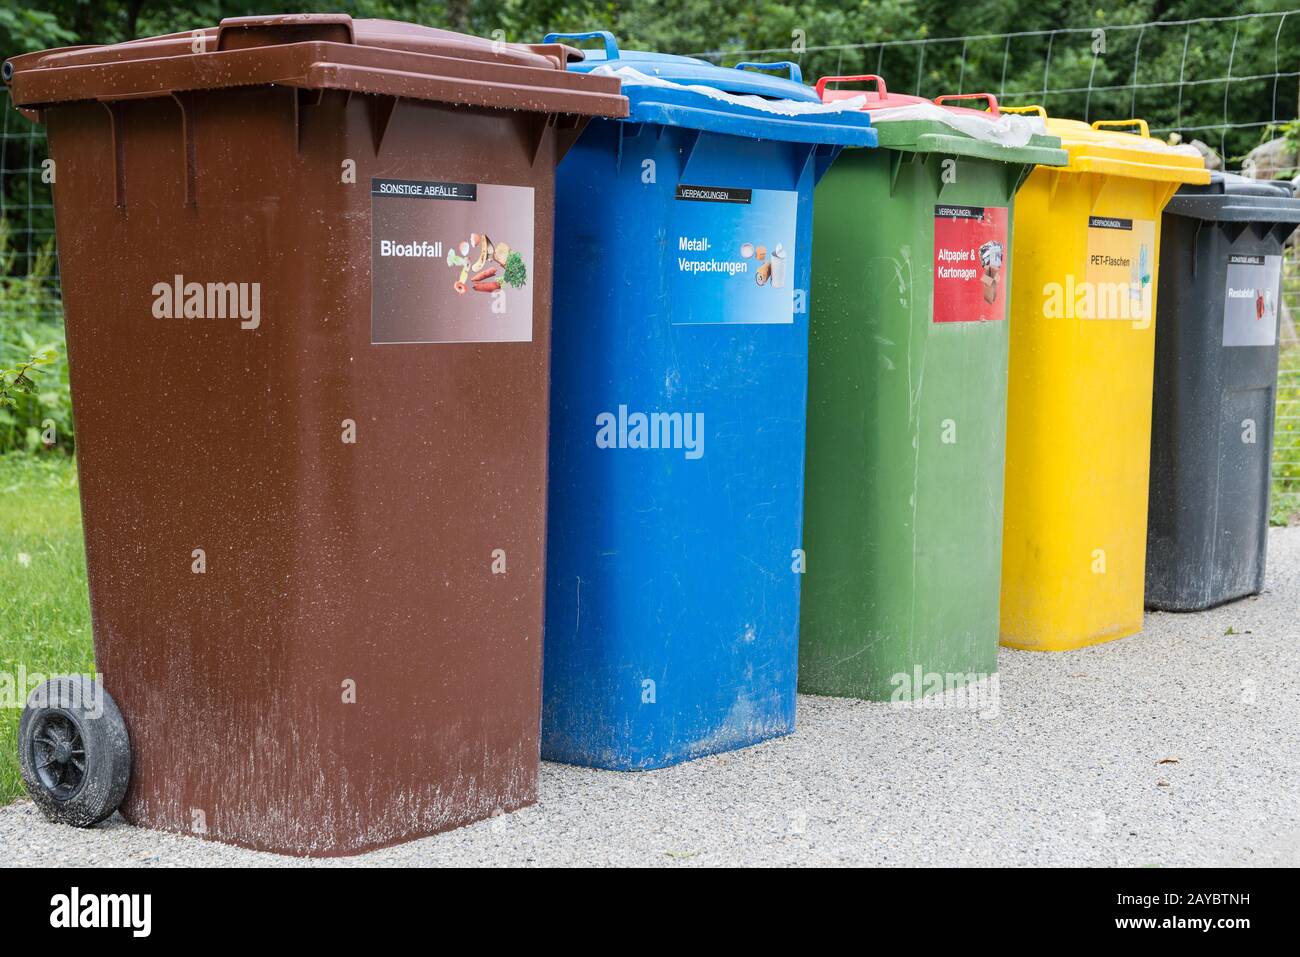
<box><xmin>1273</xmin><ymin>346</ymin><xmax>1300</xmax><ymax>526</ymax></box>
<box><xmin>0</xmin><ymin>453</ymin><xmax>92</xmax><ymax>803</ymax></box>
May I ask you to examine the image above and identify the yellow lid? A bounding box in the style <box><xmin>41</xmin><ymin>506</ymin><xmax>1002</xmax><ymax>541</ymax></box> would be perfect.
<box><xmin>1003</xmin><ymin>109</ymin><xmax>1210</xmax><ymax>184</ymax></box>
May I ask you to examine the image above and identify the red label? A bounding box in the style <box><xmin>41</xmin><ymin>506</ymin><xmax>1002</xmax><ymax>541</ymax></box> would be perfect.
<box><xmin>932</xmin><ymin>205</ymin><xmax>1008</xmax><ymax>324</ymax></box>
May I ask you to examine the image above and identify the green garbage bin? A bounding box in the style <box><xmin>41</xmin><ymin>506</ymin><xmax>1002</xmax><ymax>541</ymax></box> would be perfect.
<box><xmin>799</xmin><ymin>77</ymin><xmax>1067</xmax><ymax>701</ymax></box>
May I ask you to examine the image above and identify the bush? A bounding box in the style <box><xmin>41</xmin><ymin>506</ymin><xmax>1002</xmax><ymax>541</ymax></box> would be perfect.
<box><xmin>0</xmin><ymin>218</ymin><xmax>71</xmax><ymax>455</ymax></box>
<box><xmin>1273</xmin><ymin>346</ymin><xmax>1300</xmax><ymax>525</ymax></box>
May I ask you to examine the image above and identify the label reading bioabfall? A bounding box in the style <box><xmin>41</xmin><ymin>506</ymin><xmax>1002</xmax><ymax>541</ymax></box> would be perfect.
<box><xmin>932</xmin><ymin>205</ymin><xmax>1008</xmax><ymax>323</ymax></box>
<box><xmin>1083</xmin><ymin>216</ymin><xmax>1155</xmax><ymax>323</ymax></box>
<box><xmin>671</xmin><ymin>184</ymin><xmax>797</xmax><ymax>325</ymax></box>
<box><xmin>371</xmin><ymin>178</ymin><xmax>534</xmax><ymax>344</ymax></box>
<box><xmin>1223</xmin><ymin>254</ymin><xmax>1281</xmax><ymax>347</ymax></box>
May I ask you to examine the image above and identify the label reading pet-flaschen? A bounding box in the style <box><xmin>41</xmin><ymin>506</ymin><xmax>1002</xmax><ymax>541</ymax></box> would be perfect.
<box><xmin>670</xmin><ymin>184</ymin><xmax>797</xmax><ymax>325</ymax></box>
<box><xmin>1222</xmin><ymin>254</ymin><xmax>1281</xmax><ymax>347</ymax></box>
<box><xmin>371</xmin><ymin>178</ymin><xmax>534</xmax><ymax>344</ymax></box>
<box><xmin>1083</xmin><ymin>216</ymin><xmax>1155</xmax><ymax>323</ymax></box>
<box><xmin>932</xmin><ymin>205</ymin><xmax>1008</xmax><ymax>323</ymax></box>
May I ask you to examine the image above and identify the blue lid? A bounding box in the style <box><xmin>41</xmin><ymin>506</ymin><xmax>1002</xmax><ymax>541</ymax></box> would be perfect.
<box><xmin>542</xmin><ymin>31</ymin><xmax>875</xmax><ymax>149</ymax></box>
<box><xmin>545</xmin><ymin>31</ymin><xmax>816</xmax><ymax>101</ymax></box>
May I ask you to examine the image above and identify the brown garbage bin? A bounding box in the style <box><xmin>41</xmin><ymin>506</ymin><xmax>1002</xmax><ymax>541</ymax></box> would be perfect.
<box><xmin>5</xmin><ymin>14</ymin><xmax>625</xmax><ymax>856</ymax></box>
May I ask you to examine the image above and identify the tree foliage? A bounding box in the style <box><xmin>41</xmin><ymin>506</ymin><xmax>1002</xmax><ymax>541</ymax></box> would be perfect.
<box><xmin>2</xmin><ymin>0</ymin><xmax>1295</xmax><ymax>158</ymax></box>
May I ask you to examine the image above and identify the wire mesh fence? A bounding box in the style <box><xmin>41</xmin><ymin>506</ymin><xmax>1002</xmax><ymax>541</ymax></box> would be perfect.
<box><xmin>1</xmin><ymin>88</ymin><xmax>59</xmax><ymax>325</ymax></box>
<box><xmin>695</xmin><ymin>9</ymin><xmax>1300</xmax><ymax>518</ymax></box>
<box><xmin>1277</xmin><ymin>243</ymin><xmax>1300</xmax><ymax>520</ymax></box>
<box><xmin>1</xmin><ymin>12</ymin><xmax>1299</xmax><ymax>510</ymax></box>
<box><xmin>691</xmin><ymin>10</ymin><xmax>1300</xmax><ymax>165</ymax></box>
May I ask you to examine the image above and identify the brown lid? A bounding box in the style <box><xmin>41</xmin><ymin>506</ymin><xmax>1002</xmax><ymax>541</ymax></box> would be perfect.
<box><xmin>4</xmin><ymin>14</ymin><xmax>627</xmax><ymax>119</ymax></box>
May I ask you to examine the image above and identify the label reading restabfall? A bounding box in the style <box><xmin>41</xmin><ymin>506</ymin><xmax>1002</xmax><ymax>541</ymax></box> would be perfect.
<box><xmin>932</xmin><ymin>205</ymin><xmax>1008</xmax><ymax>323</ymax></box>
<box><xmin>671</xmin><ymin>184</ymin><xmax>797</xmax><ymax>325</ymax></box>
<box><xmin>371</xmin><ymin>178</ymin><xmax>534</xmax><ymax>344</ymax></box>
<box><xmin>1083</xmin><ymin>215</ymin><xmax>1155</xmax><ymax>323</ymax></box>
<box><xmin>1223</xmin><ymin>254</ymin><xmax>1280</xmax><ymax>347</ymax></box>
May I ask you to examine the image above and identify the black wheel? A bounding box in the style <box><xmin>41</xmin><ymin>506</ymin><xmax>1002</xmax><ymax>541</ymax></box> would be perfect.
<box><xmin>18</xmin><ymin>675</ymin><xmax>130</xmax><ymax>826</ymax></box>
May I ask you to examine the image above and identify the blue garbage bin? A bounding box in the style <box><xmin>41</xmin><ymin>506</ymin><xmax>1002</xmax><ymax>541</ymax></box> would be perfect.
<box><xmin>541</xmin><ymin>32</ymin><xmax>877</xmax><ymax>770</ymax></box>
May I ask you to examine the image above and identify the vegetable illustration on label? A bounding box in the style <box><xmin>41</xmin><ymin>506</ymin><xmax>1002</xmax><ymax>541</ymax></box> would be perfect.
<box><xmin>456</xmin><ymin>234</ymin><xmax>526</xmax><ymax>294</ymax></box>
<box><xmin>371</xmin><ymin>178</ymin><xmax>534</xmax><ymax>344</ymax></box>
<box><xmin>502</xmin><ymin>251</ymin><xmax>528</xmax><ymax>289</ymax></box>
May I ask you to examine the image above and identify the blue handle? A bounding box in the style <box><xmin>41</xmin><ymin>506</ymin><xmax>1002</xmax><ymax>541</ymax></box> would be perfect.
<box><xmin>542</xmin><ymin>30</ymin><xmax>620</xmax><ymax>60</ymax></box>
<box><xmin>733</xmin><ymin>61</ymin><xmax>803</xmax><ymax>85</ymax></box>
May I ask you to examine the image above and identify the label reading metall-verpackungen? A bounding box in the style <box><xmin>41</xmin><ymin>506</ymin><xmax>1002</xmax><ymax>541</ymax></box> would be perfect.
<box><xmin>371</xmin><ymin>178</ymin><xmax>534</xmax><ymax>344</ymax></box>
<box><xmin>670</xmin><ymin>184</ymin><xmax>796</xmax><ymax>325</ymax></box>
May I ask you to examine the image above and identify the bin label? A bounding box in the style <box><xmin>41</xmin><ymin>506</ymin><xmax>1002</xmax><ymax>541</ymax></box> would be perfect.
<box><xmin>932</xmin><ymin>205</ymin><xmax>1008</xmax><ymax>323</ymax></box>
<box><xmin>1082</xmin><ymin>216</ymin><xmax>1155</xmax><ymax>323</ymax></box>
<box><xmin>1222</xmin><ymin>254</ymin><xmax>1280</xmax><ymax>347</ymax></box>
<box><xmin>370</xmin><ymin>178</ymin><xmax>534</xmax><ymax>344</ymax></box>
<box><xmin>670</xmin><ymin>184</ymin><xmax>797</xmax><ymax>325</ymax></box>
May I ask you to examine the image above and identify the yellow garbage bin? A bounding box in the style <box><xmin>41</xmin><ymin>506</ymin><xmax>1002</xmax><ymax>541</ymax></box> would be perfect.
<box><xmin>999</xmin><ymin>113</ymin><xmax>1208</xmax><ymax>651</ymax></box>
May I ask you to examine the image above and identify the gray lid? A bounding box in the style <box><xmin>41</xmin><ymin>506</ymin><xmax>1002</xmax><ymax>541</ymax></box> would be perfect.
<box><xmin>1165</xmin><ymin>171</ymin><xmax>1300</xmax><ymax>224</ymax></box>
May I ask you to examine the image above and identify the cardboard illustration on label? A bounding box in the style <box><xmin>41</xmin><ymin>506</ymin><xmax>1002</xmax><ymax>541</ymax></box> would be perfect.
<box><xmin>671</xmin><ymin>185</ymin><xmax>797</xmax><ymax>325</ymax></box>
<box><xmin>1222</xmin><ymin>254</ymin><xmax>1281</xmax><ymax>347</ymax></box>
<box><xmin>932</xmin><ymin>205</ymin><xmax>1008</xmax><ymax>324</ymax></box>
<box><xmin>371</xmin><ymin>178</ymin><xmax>534</xmax><ymax>344</ymax></box>
<box><xmin>1083</xmin><ymin>216</ymin><xmax>1155</xmax><ymax>323</ymax></box>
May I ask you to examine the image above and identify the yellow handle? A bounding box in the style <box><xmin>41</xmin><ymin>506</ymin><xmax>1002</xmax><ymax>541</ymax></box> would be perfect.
<box><xmin>1003</xmin><ymin>104</ymin><xmax>1047</xmax><ymax>118</ymax></box>
<box><xmin>1091</xmin><ymin>118</ymin><xmax>1149</xmax><ymax>138</ymax></box>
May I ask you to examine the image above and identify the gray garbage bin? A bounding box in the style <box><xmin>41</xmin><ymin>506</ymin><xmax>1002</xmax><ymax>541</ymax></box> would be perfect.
<box><xmin>1147</xmin><ymin>173</ymin><xmax>1300</xmax><ymax>611</ymax></box>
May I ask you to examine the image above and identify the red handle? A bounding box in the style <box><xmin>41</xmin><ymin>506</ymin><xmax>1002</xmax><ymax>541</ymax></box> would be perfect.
<box><xmin>814</xmin><ymin>73</ymin><xmax>888</xmax><ymax>101</ymax></box>
<box><xmin>934</xmin><ymin>92</ymin><xmax>1000</xmax><ymax>116</ymax></box>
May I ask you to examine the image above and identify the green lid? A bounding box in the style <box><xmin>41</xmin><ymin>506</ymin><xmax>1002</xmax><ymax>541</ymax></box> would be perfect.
<box><xmin>829</xmin><ymin>88</ymin><xmax>1068</xmax><ymax>166</ymax></box>
<box><xmin>875</xmin><ymin>125</ymin><xmax>1066</xmax><ymax>166</ymax></box>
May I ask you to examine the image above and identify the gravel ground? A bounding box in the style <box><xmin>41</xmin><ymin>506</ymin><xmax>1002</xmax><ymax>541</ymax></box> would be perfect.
<box><xmin>5</xmin><ymin>526</ymin><xmax>1299</xmax><ymax>868</ymax></box>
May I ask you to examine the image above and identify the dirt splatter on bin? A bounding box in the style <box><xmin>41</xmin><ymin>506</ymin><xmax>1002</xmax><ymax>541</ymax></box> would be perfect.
<box><xmin>4</xmin><ymin>15</ymin><xmax>626</xmax><ymax>855</ymax></box>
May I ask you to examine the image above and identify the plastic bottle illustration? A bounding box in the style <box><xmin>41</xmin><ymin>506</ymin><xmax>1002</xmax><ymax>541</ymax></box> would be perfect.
<box><xmin>771</xmin><ymin>244</ymin><xmax>787</xmax><ymax>288</ymax></box>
